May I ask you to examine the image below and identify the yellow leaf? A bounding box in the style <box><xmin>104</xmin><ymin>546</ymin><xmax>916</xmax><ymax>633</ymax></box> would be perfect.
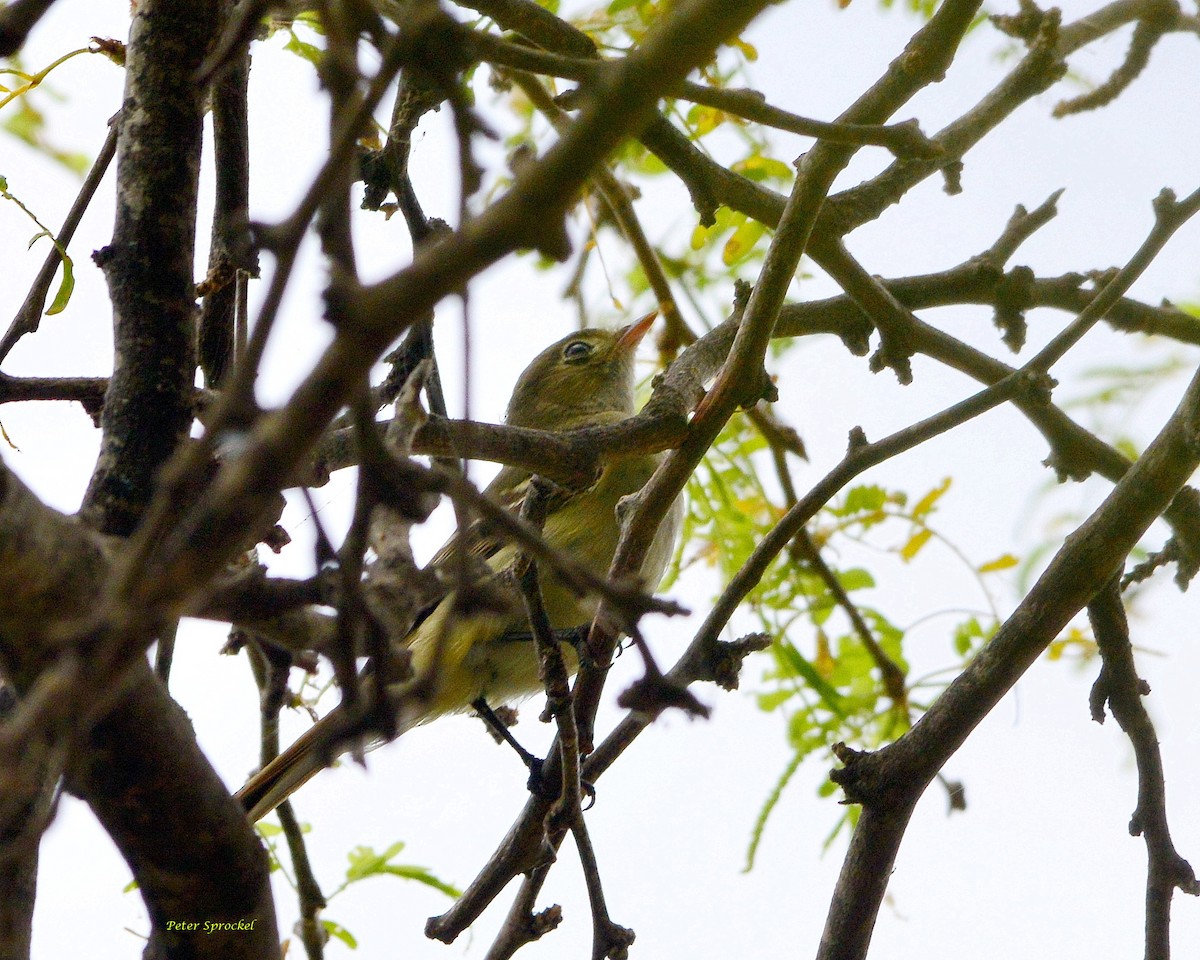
<box><xmin>814</xmin><ymin>630</ymin><xmax>835</xmax><ymax>678</ymax></box>
<box><xmin>729</xmin><ymin>37</ymin><xmax>758</xmax><ymax>61</ymax></box>
<box><xmin>688</xmin><ymin>105</ymin><xmax>726</xmax><ymax>137</ymax></box>
<box><xmin>900</xmin><ymin>528</ymin><xmax>932</xmax><ymax>562</ymax></box>
<box><xmin>911</xmin><ymin>477</ymin><xmax>951</xmax><ymax>519</ymax></box>
<box><xmin>722</xmin><ymin>217</ymin><xmax>766</xmax><ymax>266</ymax></box>
<box><xmin>978</xmin><ymin>553</ymin><xmax>1019</xmax><ymax>573</ymax></box>
<box><xmin>731</xmin><ymin>155</ymin><xmax>794</xmax><ymax>182</ymax></box>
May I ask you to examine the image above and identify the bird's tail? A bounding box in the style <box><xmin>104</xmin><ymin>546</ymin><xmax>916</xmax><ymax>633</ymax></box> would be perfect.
<box><xmin>235</xmin><ymin>708</ymin><xmax>418</xmax><ymax>822</ymax></box>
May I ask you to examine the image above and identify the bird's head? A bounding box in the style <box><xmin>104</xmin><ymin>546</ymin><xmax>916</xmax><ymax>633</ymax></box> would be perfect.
<box><xmin>504</xmin><ymin>312</ymin><xmax>656</xmax><ymax>431</ymax></box>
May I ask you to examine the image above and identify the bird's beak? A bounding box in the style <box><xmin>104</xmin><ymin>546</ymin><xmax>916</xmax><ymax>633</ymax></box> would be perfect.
<box><xmin>615</xmin><ymin>311</ymin><xmax>657</xmax><ymax>354</ymax></box>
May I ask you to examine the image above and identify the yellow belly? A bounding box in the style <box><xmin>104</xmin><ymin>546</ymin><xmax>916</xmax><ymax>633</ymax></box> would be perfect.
<box><xmin>404</xmin><ymin>453</ymin><xmax>678</xmax><ymax>718</ymax></box>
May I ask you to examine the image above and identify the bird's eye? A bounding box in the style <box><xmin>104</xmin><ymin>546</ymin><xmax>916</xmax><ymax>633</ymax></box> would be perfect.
<box><xmin>562</xmin><ymin>340</ymin><xmax>593</xmax><ymax>363</ymax></box>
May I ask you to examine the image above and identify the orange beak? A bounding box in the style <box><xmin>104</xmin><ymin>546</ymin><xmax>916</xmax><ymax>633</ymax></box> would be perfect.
<box><xmin>614</xmin><ymin>311</ymin><xmax>657</xmax><ymax>354</ymax></box>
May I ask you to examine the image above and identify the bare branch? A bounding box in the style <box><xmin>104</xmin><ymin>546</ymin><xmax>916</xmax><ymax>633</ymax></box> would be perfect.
<box><xmin>197</xmin><ymin>13</ymin><xmax>255</xmax><ymax>391</ymax></box>
<box><xmin>0</xmin><ymin>0</ymin><xmax>58</xmax><ymax>57</ymax></box>
<box><xmin>0</xmin><ymin>113</ymin><xmax>118</xmax><ymax>365</ymax></box>
<box><xmin>507</xmin><ymin>69</ymin><xmax>689</xmax><ymax>351</ymax></box>
<box><xmin>579</xmin><ymin>0</ymin><xmax>985</xmax><ymax>739</ymax></box>
<box><xmin>1053</xmin><ymin>0</ymin><xmax>1178</xmax><ymax>116</ymax></box>
<box><xmin>1087</xmin><ymin>579</ymin><xmax>1200</xmax><ymax>960</ymax></box>
<box><xmin>469</xmin><ymin>29</ymin><xmax>941</xmax><ymax>159</ymax></box>
<box><xmin>818</xmin><ymin>357</ymin><xmax>1200</xmax><ymax>960</ymax></box>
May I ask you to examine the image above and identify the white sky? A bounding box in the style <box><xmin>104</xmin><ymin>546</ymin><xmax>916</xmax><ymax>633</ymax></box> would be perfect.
<box><xmin>3</xmin><ymin>1</ymin><xmax>1199</xmax><ymax>958</ymax></box>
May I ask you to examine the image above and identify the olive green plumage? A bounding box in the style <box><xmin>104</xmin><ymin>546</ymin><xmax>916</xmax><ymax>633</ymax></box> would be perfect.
<box><xmin>237</xmin><ymin>315</ymin><xmax>680</xmax><ymax>821</ymax></box>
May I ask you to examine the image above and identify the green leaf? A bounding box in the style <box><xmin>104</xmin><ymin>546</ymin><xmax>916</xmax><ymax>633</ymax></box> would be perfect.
<box><xmin>953</xmin><ymin>616</ymin><xmax>986</xmax><ymax>657</ymax></box>
<box><xmin>345</xmin><ymin>842</ymin><xmax>406</xmax><ymax>882</ymax></box>
<box><xmin>687</xmin><ymin>103</ymin><xmax>726</xmax><ymax>137</ymax></box>
<box><xmin>743</xmin><ymin>750</ymin><xmax>802</xmax><ymax>872</ymax></box>
<box><xmin>776</xmin><ymin>642</ymin><xmax>847</xmax><ymax>718</ymax></box>
<box><xmin>283</xmin><ymin>31</ymin><xmax>323</xmax><ymax>65</ymax></box>
<box><xmin>1114</xmin><ymin>436</ymin><xmax>1140</xmax><ymax>461</ymax></box>
<box><xmin>839</xmin><ymin>485</ymin><xmax>887</xmax><ymax>516</ymax></box>
<box><xmin>731</xmin><ymin>155</ymin><xmax>793</xmax><ymax>182</ymax></box>
<box><xmin>2</xmin><ymin>176</ymin><xmax>76</xmax><ymax>311</ymax></box>
<box><xmin>322</xmin><ymin>920</ymin><xmax>358</xmax><ymax>949</ymax></box>
<box><xmin>0</xmin><ymin>421</ymin><xmax>19</xmax><ymax>451</ymax></box>
<box><xmin>44</xmin><ymin>253</ymin><xmax>74</xmax><ymax>314</ymax></box>
<box><xmin>380</xmin><ymin>865</ymin><xmax>462</xmax><ymax>899</ymax></box>
<box><xmin>756</xmin><ymin>689</ymin><xmax>794</xmax><ymax>712</ymax></box>
<box><xmin>727</xmin><ymin>36</ymin><xmax>759</xmax><ymax>61</ymax></box>
<box><xmin>836</xmin><ymin>567</ymin><xmax>875</xmax><ymax>591</ymax></box>
<box><xmin>343</xmin><ymin>843</ymin><xmax>461</xmax><ymax>898</ymax></box>
<box><xmin>821</xmin><ymin>808</ymin><xmax>857</xmax><ymax>853</ymax></box>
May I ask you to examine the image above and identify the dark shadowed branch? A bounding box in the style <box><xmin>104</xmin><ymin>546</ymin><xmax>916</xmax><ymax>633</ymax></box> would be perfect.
<box><xmin>0</xmin><ymin>0</ymin><xmax>58</xmax><ymax>57</ymax></box>
<box><xmin>1088</xmin><ymin>579</ymin><xmax>1200</xmax><ymax>960</ymax></box>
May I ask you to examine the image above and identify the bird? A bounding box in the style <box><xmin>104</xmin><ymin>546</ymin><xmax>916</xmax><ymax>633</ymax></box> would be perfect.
<box><xmin>236</xmin><ymin>313</ymin><xmax>681</xmax><ymax>821</ymax></box>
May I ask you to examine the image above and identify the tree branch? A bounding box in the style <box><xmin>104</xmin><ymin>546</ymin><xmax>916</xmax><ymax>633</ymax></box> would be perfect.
<box><xmin>818</xmin><ymin>356</ymin><xmax>1200</xmax><ymax>960</ymax></box>
<box><xmin>0</xmin><ymin>0</ymin><xmax>58</xmax><ymax>57</ymax></box>
<box><xmin>434</xmin><ymin>1</ymin><xmax>986</xmax><ymax>940</ymax></box>
<box><xmin>468</xmin><ymin>29</ymin><xmax>940</xmax><ymax>159</ymax></box>
<box><xmin>579</xmin><ymin>0</ymin><xmax>984</xmax><ymax>740</ymax></box>
<box><xmin>81</xmin><ymin>0</ymin><xmax>213</xmax><ymax>536</ymax></box>
<box><xmin>0</xmin><ymin>113</ymin><xmax>118</xmax><ymax>365</ymax></box>
<box><xmin>197</xmin><ymin>1</ymin><xmax>256</xmax><ymax>390</ymax></box>
<box><xmin>1087</xmin><ymin>579</ymin><xmax>1200</xmax><ymax>960</ymax></box>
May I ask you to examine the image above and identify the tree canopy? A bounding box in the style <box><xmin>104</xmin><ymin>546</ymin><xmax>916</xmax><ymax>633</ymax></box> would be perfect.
<box><xmin>2</xmin><ymin>1</ymin><xmax>1199</xmax><ymax>959</ymax></box>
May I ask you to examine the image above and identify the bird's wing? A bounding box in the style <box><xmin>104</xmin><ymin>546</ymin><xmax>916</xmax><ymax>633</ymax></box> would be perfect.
<box><xmin>425</xmin><ymin>465</ymin><xmax>582</xmax><ymax>573</ymax></box>
<box><xmin>236</xmin><ymin>698</ymin><xmax>423</xmax><ymax>822</ymax></box>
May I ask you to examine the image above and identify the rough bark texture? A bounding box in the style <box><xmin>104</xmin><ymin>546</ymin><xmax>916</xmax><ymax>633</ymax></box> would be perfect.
<box><xmin>83</xmin><ymin>0</ymin><xmax>213</xmax><ymax>536</ymax></box>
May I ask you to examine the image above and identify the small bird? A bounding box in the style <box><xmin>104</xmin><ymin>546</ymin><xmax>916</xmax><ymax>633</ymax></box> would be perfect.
<box><xmin>236</xmin><ymin>313</ymin><xmax>680</xmax><ymax>820</ymax></box>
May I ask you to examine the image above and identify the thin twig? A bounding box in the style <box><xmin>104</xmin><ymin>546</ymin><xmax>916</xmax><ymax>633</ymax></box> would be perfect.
<box><xmin>152</xmin><ymin>619</ymin><xmax>178</xmax><ymax>686</ymax></box>
<box><xmin>571</xmin><ymin>816</ymin><xmax>635</xmax><ymax>960</ymax></box>
<box><xmin>507</xmin><ymin>69</ymin><xmax>689</xmax><ymax>349</ymax></box>
<box><xmin>1023</xmin><ymin>186</ymin><xmax>1200</xmax><ymax>374</ymax></box>
<box><xmin>810</xmin><ymin>228</ymin><xmax>1200</xmax><ymax>568</ymax></box>
<box><xmin>1087</xmin><ymin>578</ymin><xmax>1200</xmax><ymax>960</ymax></box>
<box><xmin>468</xmin><ymin>29</ymin><xmax>940</xmax><ymax>159</ymax></box>
<box><xmin>0</xmin><ymin>112</ymin><xmax>119</xmax><ymax>364</ymax></box>
<box><xmin>1053</xmin><ymin>0</ymin><xmax>1177</xmax><ymax>117</ymax></box>
<box><xmin>769</xmin><ymin>421</ymin><xmax>909</xmax><ymax>716</ymax></box>
<box><xmin>248</xmin><ymin>642</ymin><xmax>328</xmax><ymax>960</ymax></box>
<box><xmin>815</xmin><ymin>368</ymin><xmax>1200</xmax><ymax>960</ymax></box>
<box><xmin>197</xmin><ymin>10</ymin><xmax>255</xmax><ymax>391</ymax></box>
<box><xmin>479</xmin><ymin>865</ymin><xmax>560</xmax><ymax>960</ymax></box>
<box><xmin>515</xmin><ymin>478</ymin><xmax>581</xmax><ymax>811</ymax></box>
